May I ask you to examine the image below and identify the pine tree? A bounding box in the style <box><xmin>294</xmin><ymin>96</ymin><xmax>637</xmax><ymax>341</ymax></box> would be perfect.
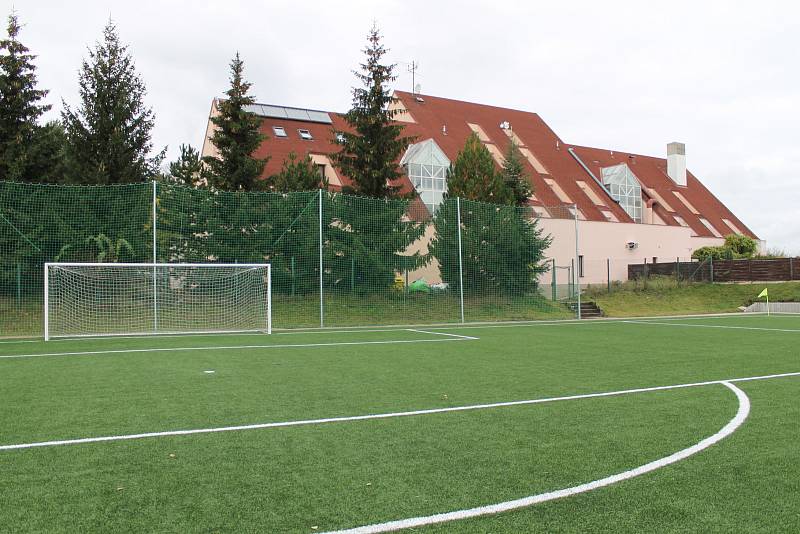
<box><xmin>270</xmin><ymin>152</ymin><xmax>326</xmax><ymax>192</ymax></box>
<box><xmin>202</xmin><ymin>53</ymin><xmax>268</xmax><ymax>191</ymax></box>
<box><xmin>25</xmin><ymin>120</ymin><xmax>67</xmax><ymax>184</ymax></box>
<box><xmin>62</xmin><ymin>20</ymin><xmax>164</xmax><ymax>184</ymax></box>
<box><xmin>167</xmin><ymin>144</ymin><xmax>203</xmax><ymax>187</ymax></box>
<box><xmin>0</xmin><ymin>13</ymin><xmax>51</xmax><ymax>181</ymax></box>
<box><xmin>500</xmin><ymin>139</ymin><xmax>533</xmax><ymax>206</ymax></box>
<box><xmin>332</xmin><ymin>24</ymin><xmax>414</xmax><ymax>198</ymax></box>
<box><xmin>446</xmin><ymin>133</ymin><xmax>510</xmax><ymax>204</ymax></box>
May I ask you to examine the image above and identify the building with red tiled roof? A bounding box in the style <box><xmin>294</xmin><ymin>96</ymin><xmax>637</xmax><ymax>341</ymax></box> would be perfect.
<box><xmin>201</xmin><ymin>91</ymin><xmax>760</xmax><ymax>286</ymax></box>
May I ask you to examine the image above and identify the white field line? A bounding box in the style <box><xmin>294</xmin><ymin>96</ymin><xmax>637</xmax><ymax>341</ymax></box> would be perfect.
<box><xmin>406</xmin><ymin>329</ymin><xmax>479</xmax><ymax>340</ymax></box>
<box><xmin>1</xmin><ymin>311</ymin><xmax>795</xmax><ymax>345</ymax></box>
<box><xmin>0</xmin><ymin>337</ymin><xmax>475</xmax><ymax>361</ymax></box>
<box><xmin>1</xmin><ymin>371</ymin><xmax>795</xmax><ymax>452</ymax></box>
<box><xmin>323</xmin><ymin>381</ymin><xmax>751</xmax><ymax>534</ymax></box>
<box><xmin>622</xmin><ymin>320</ymin><xmax>800</xmax><ymax>333</ymax></box>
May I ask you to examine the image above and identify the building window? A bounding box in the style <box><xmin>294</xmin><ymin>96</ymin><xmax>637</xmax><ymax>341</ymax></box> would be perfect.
<box><xmin>272</xmin><ymin>126</ymin><xmax>287</xmax><ymax>138</ymax></box>
<box><xmin>601</xmin><ymin>164</ymin><xmax>643</xmax><ymax>223</ymax></box>
<box><xmin>298</xmin><ymin>129</ymin><xmax>313</xmax><ymax>140</ymax></box>
<box><xmin>316</xmin><ymin>164</ymin><xmax>326</xmax><ymax>181</ymax></box>
<box><xmin>400</xmin><ymin>139</ymin><xmax>451</xmax><ymax>214</ymax></box>
<box><xmin>578</xmin><ymin>255</ymin><xmax>584</xmax><ymax>278</ymax></box>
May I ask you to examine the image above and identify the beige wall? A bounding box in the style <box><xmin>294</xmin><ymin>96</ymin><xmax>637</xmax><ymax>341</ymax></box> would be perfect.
<box><xmin>401</xmin><ymin>218</ymin><xmax>727</xmax><ymax>287</ymax></box>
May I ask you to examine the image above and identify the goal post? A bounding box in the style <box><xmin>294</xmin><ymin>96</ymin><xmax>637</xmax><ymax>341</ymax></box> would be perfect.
<box><xmin>44</xmin><ymin>263</ymin><xmax>271</xmax><ymax>340</ymax></box>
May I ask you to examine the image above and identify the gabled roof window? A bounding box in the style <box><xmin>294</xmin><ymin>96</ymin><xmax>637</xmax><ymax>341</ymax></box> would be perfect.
<box><xmin>272</xmin><ymin>126</ymin><xmax>287</xmax><ymax>138</ymax></box>
<box><xmin>298</xmin><ymin>129</ymin><xmax>313</xmax><ymax>140</ymax></box>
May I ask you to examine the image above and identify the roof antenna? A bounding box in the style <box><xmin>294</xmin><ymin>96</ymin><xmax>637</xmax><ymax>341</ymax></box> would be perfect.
<box><xmin>408</xmin><ymin>60</ymin><xmax>419</xmax><ymax>94</ymax></box>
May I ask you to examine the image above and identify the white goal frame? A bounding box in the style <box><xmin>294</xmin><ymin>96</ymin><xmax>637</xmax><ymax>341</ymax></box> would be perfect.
<box><xmin>44</xmin><ymin>262</ymin><xmax>271</xmax><ymax>340</ymax></box>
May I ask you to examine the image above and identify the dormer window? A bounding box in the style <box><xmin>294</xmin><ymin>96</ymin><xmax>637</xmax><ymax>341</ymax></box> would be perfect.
<box><xmin>272</xmin><ymin>126</ymin><xmax>287</xmax><ymax>138</ymax></box>
<box><xmin>400</xmin><ymin>139</ymin><xmax>450</xmax><ymax>214</ymax></box>
<box><xmin>298</xmin><ymin>129</ymin><xmax>313</xmax><ymax>140</ymax></box>
<box><xmin>601</xmin><ymin>163</ymin><xmax>643</xmax><ymax>223</ymax></box>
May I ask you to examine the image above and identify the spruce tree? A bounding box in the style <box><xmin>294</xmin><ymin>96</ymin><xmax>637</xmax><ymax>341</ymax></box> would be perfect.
<box><xmin>270</xmin><ymin>152</ymin><xmax>326</xmax><ymax>192</ymax></box>
<box><xmin>0</xmin><ymin>13</ymin><xmax>51</xmax><ymax>181</ymax></box>
<box><xmin>500</xmin><ymin>139</ymin><xmax>533</xmax><ymax>206</ymax></box>
<box><xmin>332</xmin><ymin>24</ymin><xmax>414</xmax><ymax>198</ymax></box>
<box><xmin>62</xmin><ymin>20</ymin><xmax>164</xmax><ymax>184</ymax></box>
<box><xmin>167</xmin><ymin>144</ymin><xmax>203</xmax><ymax>187</ymax></box>
<box><xmin>24</xmin><ymin>120</ymin><xmax>67</xmax><ymax>184</ymax></box>
<box><xmin>202</xmin><ymin>53</ymin><xmax>268</xmax><ymax>191</ymax></box>
<box><xmin>446</xmin><ymin>133</ymin><xmax>510</xmax><ymax>204</ymax></box>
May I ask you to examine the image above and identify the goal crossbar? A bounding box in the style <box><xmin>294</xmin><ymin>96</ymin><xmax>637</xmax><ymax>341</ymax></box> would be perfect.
<box><xmin>44</xmin><ymin>263</ymin><xmax>271</xmax><ymax>340</ymax></box>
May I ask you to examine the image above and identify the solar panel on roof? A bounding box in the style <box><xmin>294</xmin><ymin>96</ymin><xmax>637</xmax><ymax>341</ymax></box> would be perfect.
<box><xmin>285</xmin><ymin>107</ymin><xmax>311</xmax><ymax>121</ymax></box>
<box><xmin>242</xmin><ymin>104</ymin><xmax>264</xmax><ymax>115</ymax></box>
<box><xmin>261</xmin><ymin>105</ymin><xmax>288</xmax><ymax>118</ymax></box>
<box><xmin>306</xmin><ymin>110</ymin><xmax>333</xmax><ymax>124</ymax></box>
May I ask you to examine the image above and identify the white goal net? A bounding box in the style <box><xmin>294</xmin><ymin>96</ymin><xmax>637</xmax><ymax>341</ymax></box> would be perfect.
<box><xmin>44</xmin><ymin>263</ymin><xmax>271</xmax><ymax>339</ymax></box>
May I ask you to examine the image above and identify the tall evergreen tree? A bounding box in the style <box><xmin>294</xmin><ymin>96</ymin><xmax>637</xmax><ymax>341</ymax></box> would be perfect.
<box><xmin>446</xmin><ymin>133</ymin><xmax>510</xmax><ymax>204</ymax></box>
<box><xmin>0</xmin><ymin>13</ymin><xmax>51</xmax><ymax>181</ymax></box>
<box><xmin>24</xmin><ymin>120</ymin><xmax>67</xmax><ymax>184</ymax></box>
<box><xmin>270</xmin><ymin>152</ymin><xmax>326</xmax><ymax>192</ymax></box>
<box><xmin>332</xmin><ymin>24</ymin><xmax>414</xmax><ymax>198</ymax></box>
<box><xmin>500</xmin><ymin>139</ymin><xmax>533</xmax><ymax>206</ymax></box>
<box><xmin>167</xmin><ymin>144</ymin><xmax>204</xmax><ymax>187</ymax></box>
<box><xmin>202</xmin><ymin>53</ymin><xmax>268</xmax><ymax>191</ymax></box>
<box><xmin>62</xmin><ymin>20</ymin><xmax>164</xmax><ymax>184</ymax></box>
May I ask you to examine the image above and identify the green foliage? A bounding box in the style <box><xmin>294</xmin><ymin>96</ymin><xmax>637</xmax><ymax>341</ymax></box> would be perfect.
<box><xmin>24</xmin><ymin>120</ymin><xmax>68</xmax><ymax>184</ymax></box>
<box><xmin>430</xmin><ymin>136</ymin><xmax>550</xmax><ymax>296</ymax></box>
<box><xmin>331</xmin><ymin>24</ymin><xmax>414</xmax><ymax>198</ymax></box>
<box><xmin>324</xmin><ymin>193</ymin><xmax>427</xmax><ymax>293</ymax></box>
<box><xmin>62</xmin><ymin>20</ymin><xmax>164</xmax><ymax>184</ymax></box>
<box><xmin>202</xmin><ymin>53</ymin><xmax>268</xmax><ymax>192</ymax></box>
<box><xmin>446</xmin><ymin>133</ymin><xmax>509</xmax><ymax>204</ymax></box>
<box><xmin>429</xmin><ymin>198</ymin><xmax>551</xmax><ymax>296</ymax></box>
<box><xmin>270</xmin><ymin>152</ymin><xmax>326</xmax><ymax>193</ymax></box>
<box><xmin>55</xmin><ymin>233</ymin><xmax>134</xmax><ymax>262</ymax></box>
<box><xmin>167</xmin><ymin>144</ymin><xmax>203</xmax><ymax>187</ymax></box>
<box><xmin>500</xmin><ymin>140</ymin><xmax>533</xmax><ymax>206</ymax></box>
<box><xmin>0</xmin><ymin>13</ymin><xmax>52</xmax><ymax>182</ymax></box>
<box><xmin>692</xmin><ymin>234</ymin><xmax>758</xmax><ymax>261</ymax></box>
<box><xmin>724</xmin><ymin>233</ymin><xmax>757</xmax><ymax>258</ymax></box>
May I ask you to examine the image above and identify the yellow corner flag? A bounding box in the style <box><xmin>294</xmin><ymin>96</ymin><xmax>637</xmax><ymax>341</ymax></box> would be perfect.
<box><xmin>758</xmin><ymin>288</ymin><xmax>769</xmax><ymax>299</ymax></box>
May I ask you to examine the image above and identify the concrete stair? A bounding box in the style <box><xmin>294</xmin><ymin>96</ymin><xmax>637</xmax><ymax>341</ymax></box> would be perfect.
<box><xmin>567</xmin><ymin>300</ymin><xmax>604</xmax><ymax>319</ymax></box>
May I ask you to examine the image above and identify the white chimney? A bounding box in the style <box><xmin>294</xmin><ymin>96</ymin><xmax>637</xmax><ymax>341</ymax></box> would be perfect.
<box><xmin>667</xmin><ymin>142</ymin><xmax>686</xmax><ymax>186</ymax></box>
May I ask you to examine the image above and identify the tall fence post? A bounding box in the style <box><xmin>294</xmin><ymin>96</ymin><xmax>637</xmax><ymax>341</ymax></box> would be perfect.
<box><xmin>456</xmin><ymin>197</ymin><xmax>465</xmax><ymax>324</ymax></box>
<box><xmin>152</xmin><ymin>180</ymin><xmax>158</xmax><ymax>332</ymax></box>
<box><xmin>710</xmin><ymin>256</ymin><xmax>714</xmax><ymax>283</ymax></box>
<box><xmin>318</xmin><ymin>189</ymin><xmax>324</xmax><ymax>328</ymax></box>
<box><xmin>607</xmin><ymin>258</ymin><xmax>611</xmax><ymax>294</ymax></box>
<box><xmin>574</xmin><ymin>204</ymin><xmax>581</xmax><ymax>319</ymax></box>
<box><xmin>791</xmin><ymin>257</ymin><xmax>795</xmax><ymax>280</ymax></box>
<box><xmin>551</xmin><ymin>258</ymin><xmax>556</xmax><ymax>301</ymax></box>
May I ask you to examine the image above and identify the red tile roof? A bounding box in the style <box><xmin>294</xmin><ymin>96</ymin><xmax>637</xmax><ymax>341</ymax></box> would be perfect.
<box><xmin>229</xmin><ymin>92</ymin><xmax>755</xmax><ymax>239</ymax></box>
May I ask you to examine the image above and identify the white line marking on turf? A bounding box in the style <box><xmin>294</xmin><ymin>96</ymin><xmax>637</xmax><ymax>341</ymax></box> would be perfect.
<box><xmin>622</xmin><ymin>320</ymin><xmax>800</xmax><ymax>333</ymax></box>
<box><xmin>1</xmin><ymin>371</ymin><xmax>794</xmax><ymax>452</ymax></box>
<box><xmin>406</xmin><ymin>329</ymin><xmax>479</xmax><ymax>340</ymax></box>
<box><xmin>0</xmin><ymin>337</ymin><xmax>475</xmax><ymax>360</ymax></box>
<box><xmin>322</xmin><ymin>381</ymin><xmax>750</xmax><ymax>534</ymax></box>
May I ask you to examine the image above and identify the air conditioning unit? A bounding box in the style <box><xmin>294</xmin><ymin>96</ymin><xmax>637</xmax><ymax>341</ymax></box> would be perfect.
<box><xmin>626</xmin><ymin>241</ymin><xmax>639</xmax><ymax>250</ymax></box>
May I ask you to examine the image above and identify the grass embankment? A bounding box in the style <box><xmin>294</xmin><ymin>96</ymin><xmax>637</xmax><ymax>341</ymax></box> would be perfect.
<box><xmin>584</xmin><ymin>278</ymin><xmax>800</xmax><ymax>317</ymax></box>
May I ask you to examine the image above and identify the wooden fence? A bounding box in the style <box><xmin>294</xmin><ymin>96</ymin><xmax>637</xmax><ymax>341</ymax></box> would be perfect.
<box><xmin>628</xmin><ymin>257</ymin><xmax>799</xmax><ymax>283</ymax></box>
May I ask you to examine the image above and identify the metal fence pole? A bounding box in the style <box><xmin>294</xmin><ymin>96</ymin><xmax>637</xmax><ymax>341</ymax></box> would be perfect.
<box><xmin>551</xmin><ymin>258</ymin><xmax>556</xmax><ymax>301</ymax></box>
<box><xmin>574</xmin><ymin>204</ymin><xmax>581</xmax><ymax>319</ymax></box>
<box><xmin>607</xmin><ymin>258</ymin><xmax>611</xmax><ymax>293</ymax></box>
<box><xmin>152</xmin><ymin>180</ymin><xmax>158</xmax><ymax>332</ymax></box>
<box><xmin>318</xmin><ymin>189</ymin><xmax>324</xmax><ymax>328</ymax></box>
<box><xmin>710</xmin><ymin>256</ymin><xmax>714</xmax><ymax>283</ymax></box>
<box><xmin>456</xmin><ymin>197</ymin><xmax>465</xmax><ymax>323</ymax></box>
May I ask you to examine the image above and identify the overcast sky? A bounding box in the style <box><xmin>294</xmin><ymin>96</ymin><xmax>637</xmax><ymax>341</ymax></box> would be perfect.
<box><xmin>6</xmin><ymin>0</ymin><xmax>799</xmax><ymax>253</ymax></box>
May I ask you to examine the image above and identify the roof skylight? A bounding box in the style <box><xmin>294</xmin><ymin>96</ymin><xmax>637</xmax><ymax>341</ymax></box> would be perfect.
<box><xmin>272</xmin><ymin>126</ymin><xmax>287</xmax><ymax>138</ymax></box>
<box><xmin>298</xmin><ymin>129</ymin><xmax>313</xmax><ymax>140</ymax></box>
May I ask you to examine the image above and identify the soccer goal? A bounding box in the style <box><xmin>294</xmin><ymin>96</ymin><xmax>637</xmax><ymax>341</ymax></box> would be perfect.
<box><xmin>44</xmin><ymin>263</ymin><xmax>271</xmax><ymax>340</ymax></box>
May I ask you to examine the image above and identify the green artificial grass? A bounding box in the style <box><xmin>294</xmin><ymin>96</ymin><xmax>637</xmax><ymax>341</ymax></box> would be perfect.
<box><xmin>1</xmin><ymin>315</ymin><xmax>799</xmax><ymax>532</ymax></box>
<box><xmin>585</xmin><ymin>279</ymin><xmax>800</xmax><ymax>317</ymax></box>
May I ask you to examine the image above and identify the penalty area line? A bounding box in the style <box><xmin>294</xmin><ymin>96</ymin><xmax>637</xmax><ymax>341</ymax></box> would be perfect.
<box><xmin>406</xmin><ymin>329</ymin><xmax>479</xmax><ymax>340</ymax></box>
<box><xmin>1</xmin><ymin>371</ymin><xmax>795</xmax><ymax>452</ymax></box>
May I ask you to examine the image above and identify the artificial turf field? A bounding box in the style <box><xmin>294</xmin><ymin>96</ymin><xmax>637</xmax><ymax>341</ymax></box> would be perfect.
<box><xmin>1</xmin><ymin>314</ymin><xmax>799</xmax><ymax>533</ymax></box>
